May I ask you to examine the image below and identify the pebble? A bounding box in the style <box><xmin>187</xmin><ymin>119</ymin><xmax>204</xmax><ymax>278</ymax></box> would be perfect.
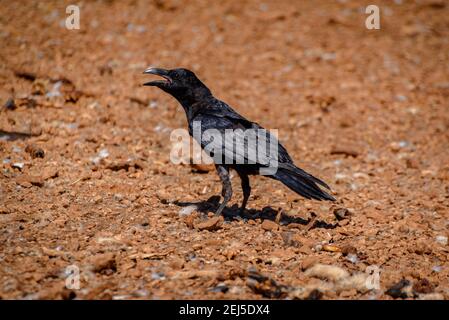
<box><xmin>3</xmin><ymin>98</ymin><xmax>16</xmax><ymax>110</ymax></box>
<box><xmin>16</xmin><ymin>174</ymin><xmax>44</xmax><ymax>187</ymax></box>
<box><xmin>151</xmin><ymin>272</ymin><xmax>166</xmax><ymax>280</ymax></box>
<box><xmin>322</xmin><ymin>244</ymin><xmax>341</xmax><ymax>252</ymax></box>
<box><xmin>90</xmin><ymin>253</ymin><xmax>116</xmax><ymax>273</ymax></box>
<box><xmin>178</xmin><ymin>205</ymin><xmax>198</xmax><ymax>217</ymax></box>
<box><xmin>91</xmin><ymin>148</ymin><xmax>109</xmax><ymax>164</ymax></box>
<box><xmin>301</xmin><ymin>257</ymin><xmax>318</xmax><ymax>270</ymax></box>
<box><xmin>341</xmin><ymin>245</ymin><xmax>357</xmax><ymax>256</ymax></box>
<box><xmin>431</xmin><ymin>266</ymin><xmax>442</xmax><ymax>273</ymax></box>
<box><xmin>261</xmin><ymin>219</ymin><xmax>279</xmax><ymax>232</ymax></box>
<box><xmin>12</xmin><ymin>162</ymin><xmax>24</xmax><ymax>170</ymax></box>
<box><xmin>435</xmin><ymin>235</ymin><xmax>447</xmax><ymax>245</ymax></box>
<box><xmin>195</xmin><ymin>216</ymin><xmax>224</xmax><ymax>231</ymax></box>
<box><xmin>345</xmin><ymin>253</ymin><xmax>359</xmax><ymax>264</ymax></box>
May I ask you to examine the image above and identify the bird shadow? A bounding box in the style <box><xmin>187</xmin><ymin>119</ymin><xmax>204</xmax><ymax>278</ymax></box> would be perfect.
<box><xmin>172</xmin><ymin>196</ymin><xmax>336</xmax><ymax>229</ymax></box>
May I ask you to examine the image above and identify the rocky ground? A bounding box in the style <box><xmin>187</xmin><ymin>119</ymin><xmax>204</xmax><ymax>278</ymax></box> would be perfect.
<box><xmin>0</xmin><ymin>0</ymin><xmax>448</xmax><ymax>299</ymax></box>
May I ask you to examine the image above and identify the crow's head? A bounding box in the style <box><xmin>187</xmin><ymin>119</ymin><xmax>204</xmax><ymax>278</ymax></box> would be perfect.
<box><xmin>143</xmin><ymin>67</ymin><xmax>211</xmax><ymax>105</ymax></box>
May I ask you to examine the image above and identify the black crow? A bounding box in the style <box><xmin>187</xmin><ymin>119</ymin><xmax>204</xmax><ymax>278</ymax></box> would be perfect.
<box><xmin>143</xmin><ymin>67</ymin><xmax>335</xmax><ymax>215</ymax></box>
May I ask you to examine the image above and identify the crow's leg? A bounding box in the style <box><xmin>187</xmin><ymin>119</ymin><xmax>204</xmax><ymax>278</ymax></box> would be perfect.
<box><xmin>215</xmin><ymin>165</ymin><xmax>232</xmax><ymax>216</ymax></box>
<box><xmin>236</xmin><ymin>171</ymin><xmax>251</xmax><ymax>214</ymax></box>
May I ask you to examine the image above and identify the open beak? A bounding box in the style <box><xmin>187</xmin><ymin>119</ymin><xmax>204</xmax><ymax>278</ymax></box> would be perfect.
<box><xmin>143</xmin><ymin>67</ymin><xmax>172</xmax><ymax>86</ymax></box>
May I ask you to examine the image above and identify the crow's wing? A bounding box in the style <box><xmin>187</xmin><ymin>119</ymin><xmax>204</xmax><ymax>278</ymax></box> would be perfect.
<box><xmin>192</xmin><ymin>105</ymin><xmax>293</xmax><ymax>167</ymax></box>
<box><xmin>202</xmin><ymin>100</ymin><xmax>294</xmax><ymax>164</ymax></box>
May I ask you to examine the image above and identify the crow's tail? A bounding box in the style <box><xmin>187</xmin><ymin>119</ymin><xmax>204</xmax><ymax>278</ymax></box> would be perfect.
<box><xmin>273</xmin><ymin>163</ymin><xmax>336</xmax><ymax>201</ymax></box>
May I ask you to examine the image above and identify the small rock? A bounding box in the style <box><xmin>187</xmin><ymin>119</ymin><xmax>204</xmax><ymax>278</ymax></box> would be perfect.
<box><xmin>431</xmin><ymin>265</ymin><xmax>442</xmax><ymax>273</ymax></box>
<box><xmin>178</xmin><ymin>205</ymin><xmax>198</xmax><ymax>217</ymax></box>
<box><xmin>405</xmin><ymin>158</ymin><xmax>419</xmax><ymax>169</ymax></box>
<box><xmin>113</xmin><ymin>193</ymin><xmax>123</xmax><ymax>201</ymax></box>
<box><xmin>298</xmin><ymin>245</ymin><xmax>313</xmax><ymax>255</ymax></box>
<box><xmin>184</xmin><ymin>214</ymin><xmax>197</xmax><ymax>229</ymax></box>
<box><xmin>91</xmin><ymin>148</ymin><xmax>109</xmax><ymax>165</ymax></box>
<box><xmin>246</xmin><ymin>269</ymin><xmax>287</xmax><ymax>299</ymax></box>
<box><xmin>281</xmin><ymin>232</ymin><xmax>302</xmax><ymax>247</ymax></box>
<box><xmin>11</xmin><ymin>162</ymin><xmax>24</xmax><ymax>170</ymax></box>
<box><xmin>168</xmin><ymin>257</ymin><xmax>185</xmax><ymax>270</ymax></box>
<box><xmin>208</xmin><ymin>283</ymin><xmax>229</xmax><ymax>293</ymax></box>
<box><xmin>25</xmin><ymin>144</ymin><xmax>45</xmax><ymax>158</ymax></box>
<box><xmin>413</xmin><ymin>241</ymin><xmax>432</xmax><ymax>255</ymax></box>
<box><xmin>105</xmin><ymin>159</ymin><xmax>144</xmax><ymax>171</ymax></box>
<box><xmin>390</xmin><ymin>141</ymin><xmax>409</xmax><ymax>152</ymax></box>
<box><xmin>3</xmin><ymin>98</ymin><xmax>16</xmax><ymax>110</ymax></box>
<box><xmin>413</xmin><ymin>278</ymin><xmax>434</xmax><ymax>294</ymax></box>
<box><xmin>151</xmin><ymin>271</ymin><xmax>165</xmax><ymax>280</ymax></box>
<box><xmin>0</xmin><ymin>205</ymin><xmax>10</xmax><ymax>214</ymax></box>
<box><xmin>341</xmin><ymin>245</ymin><xmax>358</xmax><ymax>256</ymax></box>
<box><xmin>385</xmin><ymin>279</ymin><xmax>412</xmax><ymax>299</ymax></box>
<box><xmin>90</xmin><ymin>253</ymin><xmax>116</xmax><ymax>274</ymax></box>
<box><xmin>61</xmin><ymin>289</ymin><xmax>76</xmax><ymax>300</ymax></box>
<box><xmin>16</xmin><ymin>174</ymin><xmax>44</xmax><ymax>187</ymax></box>
<box><xmin>306</xmin><ymin>289</ymin><xmax>323</xmax><ymax>300</ymax></box>
<box><xmin>38</xmin><ymin>283</ymin><xmax>74</xmax><ymax>300</ymax></box>
<box><xmin>301</xmin><ymin>257</ymin><xmax>318</xmax><ymax>270</ymax></box>
<box><xmin>398</xmin><ymin>224</ymin><xmax>410</xmax><ymax>233</ymax></box>
<box><xmin>41</xmin><ymin>247</ymin><xmax>67</xmax><ymax>257</ymax></box>
<box><xmin>345</xmin><ymin>253</ymin><xmax>359</xmax><ymax>264</ymax></box>
<box><xmin>261</xmin><ymin>219</ymin><xmax>279</xmax><ymax>232</ymax></box>
<box><xmin>93</xmin><ymin>195</ymin><xmax>103</xmax><ymax>204</ymax></box>
<box><xmin>322</xmin><ymin>244</ymin><xmax>341</xmax><ymax>252</ymax></box>
<box><xmin>435</xmin><ymin>235</ymin><xmax>448</xmax><ymax>245</ymax></box>
<box><xmin>333</xmin><ymin>208</ymin><xmax>352</xmax><ymax>221</ymax></box>
<box><xmin>330</xmin><ymin>147</ymin><xmax>359</xmax><ymax>157</ymax></box>
<box><xmin>42</xmin><ymin>167</ymin><xmax>59</xmax><ymax>180</ymax></box>
<box><xmin>190</xmin><ymin>163</ymin><xmax>214</xmax><ymax>173</ymax></box>
<box><xmin>195</xmin><ymin>216</ymin><xmax>224</xmax><ymax>231</ymax></box>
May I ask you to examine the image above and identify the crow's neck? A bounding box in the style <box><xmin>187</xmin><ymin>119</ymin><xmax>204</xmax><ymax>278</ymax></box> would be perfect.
<box><xmin>172</xmin><ymin>87</ymin><xmax>213</xmax><ymax>111</ymax></box>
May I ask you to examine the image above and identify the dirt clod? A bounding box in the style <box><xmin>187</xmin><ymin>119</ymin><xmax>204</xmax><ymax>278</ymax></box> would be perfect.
<box><xmin>247</xmin><ymin>269</ymin><xmax>288</xmax><ymax>299</ymax></box>
<box><xmin>195</xmin><ymin>216</ymin><xmax>224</xmax><ymax>231</ymax></box>
<box><xmin>16</xmin><ymin>174</ymin><xmax>44</xmax><ymax>187</ymax></box>
<box><xmin>333</xmin><ymin>208</ymin><xmax>351</xmax><ymax>221</ymax></box>
<box><xmin>413</xmin><ymin>278</ymin><xmax>434</xmax><ymax>295</ymax></box>
<box><xmin>90</xmin><ymin>253</ymin><xmax>117</xmax><ymax>274</ymax></box>
<box><xmin>261</xmin><ymin>219</ymin><xmax>279</xmax><ymax>232</ymax></box>
<box><xmin>386</xmin><ymin>280</ymin><xmax>413</xmax><ymax>299</ymax></box>
<box><xmin>1</xmin><ymin>0</ymin><xmax>448</xmax><ymax>300</ymax></box>
<box><xmin>3</xmin><ymin>98</ymin><xmax>16</xmax><ymax>110</ymax></box>
<box><xmin>25</xmin><ymin>144</ymin><xmax>45</xmax><ymax>158</ymax></box>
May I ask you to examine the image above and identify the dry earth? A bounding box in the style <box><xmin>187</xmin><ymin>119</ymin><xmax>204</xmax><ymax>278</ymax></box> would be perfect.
<box><xmin>0</xmin><ymin>0</ymin><xmax>448</xmax><ymax>299</ymax></box>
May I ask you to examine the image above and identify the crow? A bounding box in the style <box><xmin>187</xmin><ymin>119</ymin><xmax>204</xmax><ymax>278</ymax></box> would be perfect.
<box><xmin>143</xmin><ymin>67</ymin><xmax>335</xmax><ymax>216</ymax></box>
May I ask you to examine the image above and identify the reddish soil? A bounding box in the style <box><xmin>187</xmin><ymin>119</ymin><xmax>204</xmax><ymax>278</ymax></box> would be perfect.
<box><xmin>0</xmin><ymin>0</ymin><xmax>448</xmax><ymax>300</ymax></box>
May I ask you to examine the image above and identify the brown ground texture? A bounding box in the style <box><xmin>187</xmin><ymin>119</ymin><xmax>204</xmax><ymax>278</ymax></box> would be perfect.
<box><xmin>0</xmin><ymin>0</ymin><xmax>448</xmax><ymax>300</ymax></box>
